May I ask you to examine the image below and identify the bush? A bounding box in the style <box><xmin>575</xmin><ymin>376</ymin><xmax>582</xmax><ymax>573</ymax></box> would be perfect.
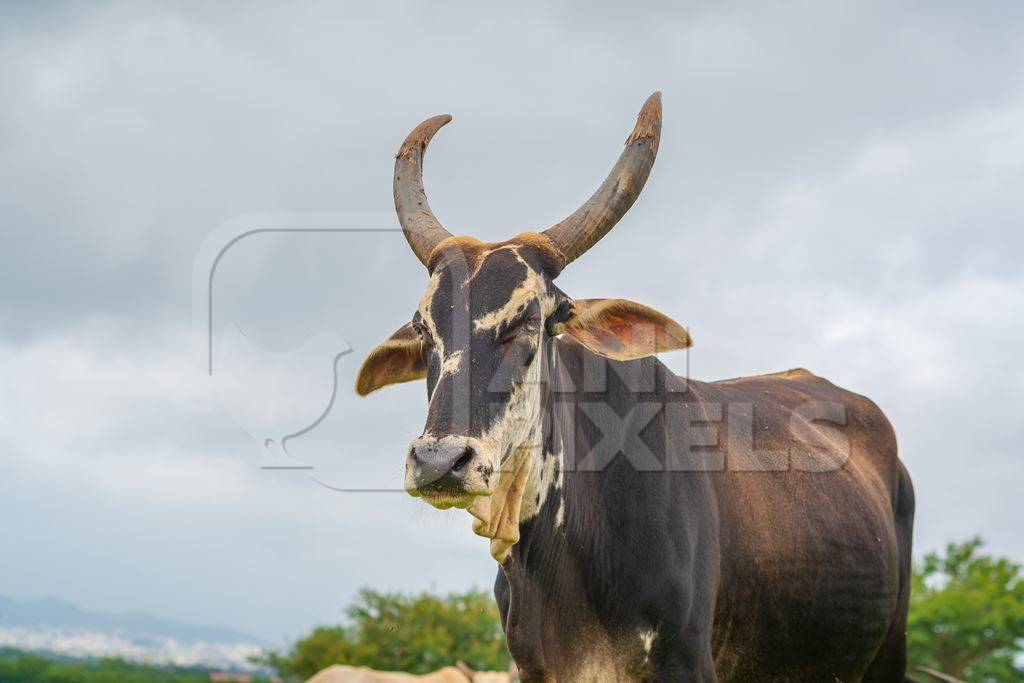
<box><xmin>908</xmin><ymin>537</ymin><xmax>1024</xmax><ymax>682</ymax></box>
<box><xmin>260</xmin><ymin>588</ymin><xmax>510</xmax><ymax>680</ymax></box>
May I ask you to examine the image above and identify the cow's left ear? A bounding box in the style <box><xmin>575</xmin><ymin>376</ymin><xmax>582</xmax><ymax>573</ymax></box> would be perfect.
<box><xmin>355</xmin><ymin>322</ymin><xmax>426</xmax><ymax>396</ymax></box>
<box><xmin>551</xmin><ymin>298</ymin><xmax>692</xmax><ymax>361</ymax></box>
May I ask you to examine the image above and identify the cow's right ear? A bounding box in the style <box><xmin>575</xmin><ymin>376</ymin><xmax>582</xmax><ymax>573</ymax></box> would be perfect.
<box><xmin>355</xmin><ymin>322</ymin><xmax>426</xmax><ymax>396</ymax></box>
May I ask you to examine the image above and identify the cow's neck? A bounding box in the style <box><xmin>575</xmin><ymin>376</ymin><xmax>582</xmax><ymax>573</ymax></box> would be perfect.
<box><xmin>466</xmin><ymin>361</ymin><xmax>551</xmax><ymax>563</ymax></box>
<box><xmin>494</xmin><ymin>338</ymin><xmax>649</xmax><ymax>676</ymax></box>
<box><xmin>522</xmin><ymin>336</ymin><xmax>605</xmax><ymax>549</ymax></box>
<box><xmin>469</xmin><ymin>336</ymin><xmax>650</xmax><ymax>567</ymax></box>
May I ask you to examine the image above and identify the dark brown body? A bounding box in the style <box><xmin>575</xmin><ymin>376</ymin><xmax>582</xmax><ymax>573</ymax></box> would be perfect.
<box><xmin>495</xmin><ymin>340</ymin><xmax>914</xmax><ymax>682</ymax></box>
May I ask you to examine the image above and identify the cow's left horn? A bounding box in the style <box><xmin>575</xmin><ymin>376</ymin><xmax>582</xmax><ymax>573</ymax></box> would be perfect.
<box><xmin>542</xmin><ymin>92</ymin><xmax>662</xmax><ymax>266</ymax></box>
<box><xmin>394</xmin><ymin>114</ymin><xmax>455</xmax><ymax>267</ymax></box>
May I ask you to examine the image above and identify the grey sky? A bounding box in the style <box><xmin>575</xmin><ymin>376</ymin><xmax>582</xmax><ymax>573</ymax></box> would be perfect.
<box><xmin>1</xmin><ymin>1</ymin><xmax>1022</xmax><ymax>643</ymax></box>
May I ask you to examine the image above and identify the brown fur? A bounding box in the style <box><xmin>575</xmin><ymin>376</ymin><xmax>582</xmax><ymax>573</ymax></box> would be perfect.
<box><xmin>426</xmin><ymin>233</ymin><xmax>566</xmax><ymax>276</ymax></box>
<box><xmin>355</xmin><ymin>322</ymin><xmax>425</xmax><ymax>396</ymax></box>
<box><xmin>554</xmin><ymin>298</ymin><xmax>692</xmax><ymax>361</ymax></box>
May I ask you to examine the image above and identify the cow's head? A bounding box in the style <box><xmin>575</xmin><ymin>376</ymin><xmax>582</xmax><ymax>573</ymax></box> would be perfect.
<box><xmin>356</xmin><ymin>93</ymin><xmax>689</xmax><ymax>543</ymax></box>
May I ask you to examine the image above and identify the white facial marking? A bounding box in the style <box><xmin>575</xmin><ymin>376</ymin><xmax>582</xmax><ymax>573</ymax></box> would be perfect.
<box><xmin>472</xmin><ymin>250</ymin><xmax>556</xmax><ymax>487</ymax></box>
<box><xmin>472</xmin><ymin>255</ymin><xmax>549</xmax><ymax>334</ymax></box>
<box><xmin>475</xmin><ymin>348</ymin><xmax>544</xmax><ymax>489</ymax></box>
<box><xmin>438</xmin><ymin>349</ymin><xmax>463</xmax><ymax>378</ymax></box>
<box><xmin>640</xmin><ymin>628</ymin><xmax>656</xmax><ymax>655</ymax></box>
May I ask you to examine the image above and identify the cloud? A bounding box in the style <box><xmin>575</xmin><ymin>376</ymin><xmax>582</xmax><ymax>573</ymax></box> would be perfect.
<box><xmin>0</xmin><ymin>321</ymin><xmax>499</xmax><ymax>641</ymax></box>
<box><xmin>2</xmin><ymin>0</ymin><xmax>1023</xmax><ymax>642</ymax></box>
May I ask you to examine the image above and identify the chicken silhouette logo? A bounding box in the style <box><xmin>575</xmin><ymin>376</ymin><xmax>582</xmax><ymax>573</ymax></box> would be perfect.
<box><xmin>213</xmin><ymin>323</ymin><xmax>351</xmax><ymax>469</ymax></box>
<box><xmin>192</xmin><ymin>212</ymin><xmax>394</xmax><ymax>479</ymax></box>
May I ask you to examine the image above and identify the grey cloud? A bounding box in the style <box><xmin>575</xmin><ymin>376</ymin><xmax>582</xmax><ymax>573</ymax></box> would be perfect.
<box><xmin>1</xmin><ymin>0</ymin><xmax>1022</xmax><ymax>642</ymax></box>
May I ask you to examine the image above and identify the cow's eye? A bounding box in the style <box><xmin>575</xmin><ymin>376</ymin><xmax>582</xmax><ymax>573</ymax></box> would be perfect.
<box><xmin>412</xmin><ymin>322</ymin><xmax>434</xmax><ymax>351</ymax></box>
<box><xmin>499</xmin><ymin>318</ymin><xmax>540</xmax><ymax>345</ymax></box>
<box><xmin>545</xmin><ymin>300</ymin><xmax>573</xmax><ymax>336</ymax></box>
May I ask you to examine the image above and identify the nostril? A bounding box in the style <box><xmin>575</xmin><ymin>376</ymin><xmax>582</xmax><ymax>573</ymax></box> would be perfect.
<box><xmin>408</xmin><ymin>446</ymin><xmax>419</xmax><ymax>463</ymax></box>
<box><xmin>450</xmin><ymin>447</ymin><xmax>474</xmax><ymax>476</ymax></box>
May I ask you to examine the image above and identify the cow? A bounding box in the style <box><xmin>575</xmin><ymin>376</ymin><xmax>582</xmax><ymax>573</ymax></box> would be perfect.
<box><xmin>306</xmin><ymin>663</ymin><xmax>512</xmax><ymax>683</ymax></box>
<box><xmin>355</xmin><ymin>93</ymin><xmax>916</xmax><ymax>682</ymax></box>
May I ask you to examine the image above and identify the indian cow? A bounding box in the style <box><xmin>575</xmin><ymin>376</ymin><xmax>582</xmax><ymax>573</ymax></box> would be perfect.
<box><xmin>356</xmin><ymin>93</ymin><xmax>915</xmax><ymax>682</ymax></box>
<box><xmin>306</xmin><ymin>663</ymin><xmax>511</xmax><ymax>683</ymax></box>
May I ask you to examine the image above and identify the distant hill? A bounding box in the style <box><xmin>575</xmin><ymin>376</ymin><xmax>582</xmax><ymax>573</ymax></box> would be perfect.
<box><xmin>0</xmin><ymin>593</ymin><xmax>261</xmax><ymax>645</ymax></box>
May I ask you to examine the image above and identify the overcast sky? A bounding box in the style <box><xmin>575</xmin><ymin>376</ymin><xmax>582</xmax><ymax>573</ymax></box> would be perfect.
<box><xmin>1</xmin><ymin>1</ymin><xmax>1022</xmax><ymax>644</ymax></box>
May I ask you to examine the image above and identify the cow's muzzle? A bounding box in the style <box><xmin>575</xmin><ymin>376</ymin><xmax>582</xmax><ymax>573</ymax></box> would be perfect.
<box><xmin>405</xmin><ymin>435</ymin><xmax>492</xmax><ymax>508</ymax></box>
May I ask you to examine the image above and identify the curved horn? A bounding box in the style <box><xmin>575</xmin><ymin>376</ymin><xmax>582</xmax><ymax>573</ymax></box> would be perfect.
<box><xmin>394</xmin><ymin>114</ymin><xmax>454</xmax><ymax>267</ymax></box>
<box><xmin>542</xmin><ymin>92</ymin><xmax>662</xmax><ymax>266</ymax></box>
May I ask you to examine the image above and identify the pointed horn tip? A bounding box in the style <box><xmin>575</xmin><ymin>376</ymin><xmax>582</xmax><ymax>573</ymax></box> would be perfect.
<box><xmin>397</xmin><ymin>114</ymin><xmax>453</xmax><ymax>158</ymax></box>
<box><xmin>627</xmin><ymin>91</ymin><xmax>662</xmax><ymax>145</ymax></box>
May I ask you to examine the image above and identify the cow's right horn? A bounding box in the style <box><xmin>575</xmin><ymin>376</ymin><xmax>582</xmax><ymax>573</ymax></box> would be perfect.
<box><xmin>394</xmin><ymin>114</ymin><xmax>455</xmax><ymax>268</ymax></box>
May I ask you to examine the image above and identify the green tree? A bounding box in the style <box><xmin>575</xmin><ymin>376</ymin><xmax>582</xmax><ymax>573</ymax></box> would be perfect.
<box><xmin>908</xmin><ymin>537</ymin><xmax>1024</xmax><ymax>682</ymax></box>
<box><xmin>261</xmin><ymin>588</ymin><xmax>510</xmax><ymax>680</ymax></box>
